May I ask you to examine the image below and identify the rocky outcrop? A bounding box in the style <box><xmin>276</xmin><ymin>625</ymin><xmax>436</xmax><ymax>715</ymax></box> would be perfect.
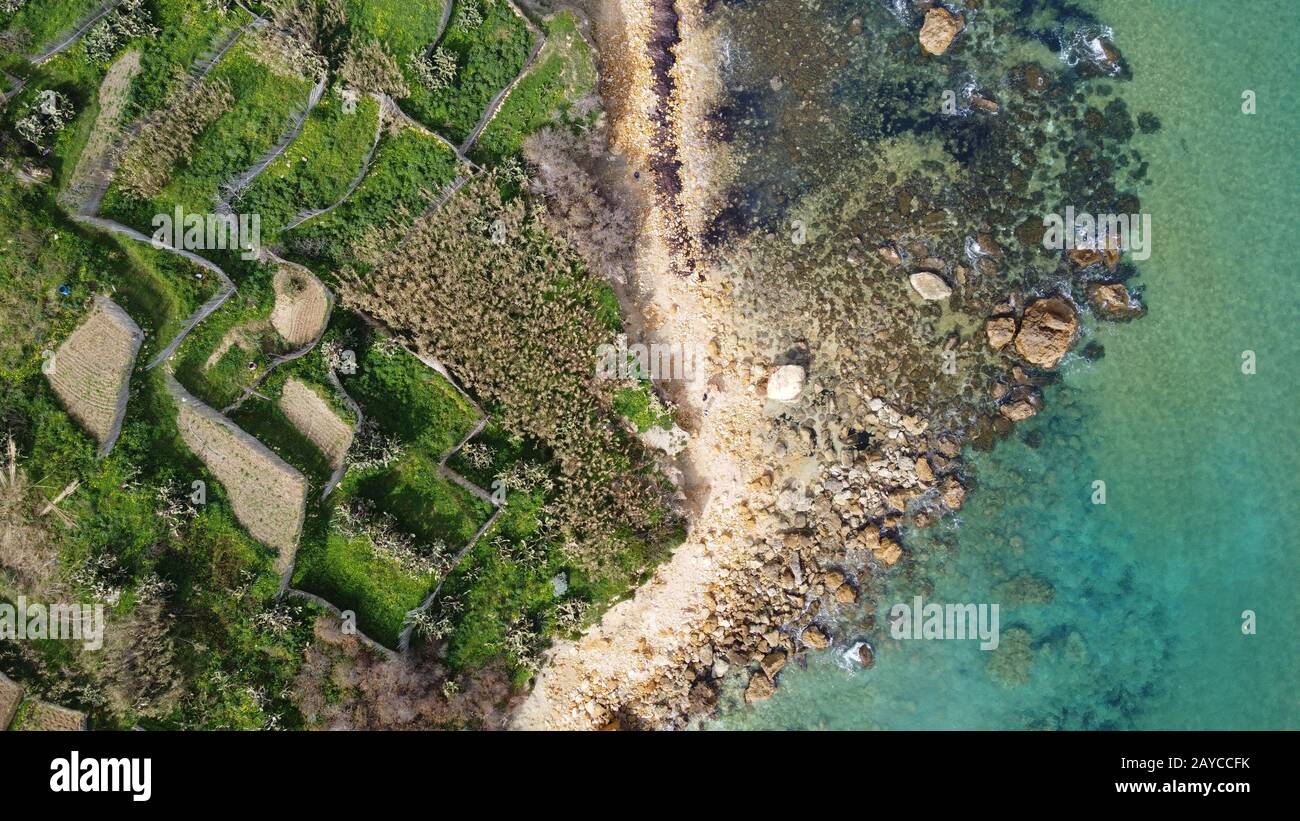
<box><xmin>919</xmin><ymin>7</ymin><xmax>963</xmax><ymax>56</ymax></box>
<box><xmin>745</xmin><ymin>672</ymin><xmax>776</xmax><ymax>702</ymax></box>
<box><xmin>766</xmin><ymin>364</ymin><xmax>806</xmax><ymax>402</ymax></box>
<box><xmin>1013</xmin><ymin>298</ymin><xmax>1078</xmax><ymax>368</ymax></box>
<box><xmin>998</xmin><ymin>385</ymin><xmax>1042</xmax><ymax>421</ymax></box>
<box><xmin>801</xmin><ymin>624</ymin><xmax>830</xmax><ymax>650</ymax></box>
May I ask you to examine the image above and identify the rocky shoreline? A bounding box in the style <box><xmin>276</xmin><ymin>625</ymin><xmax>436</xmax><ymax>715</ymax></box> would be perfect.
<box><xmin>516</xmin><ymin>0</ymin><xmax>1149</xmax><ymax>728</ymax></box>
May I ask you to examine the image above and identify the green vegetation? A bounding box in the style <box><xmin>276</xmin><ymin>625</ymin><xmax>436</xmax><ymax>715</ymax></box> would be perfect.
<box><xmin>281</xmin><ymin>124</ymin><xmax>462</xmax><ymax>276</ymax></box>
<box><xmin>290</xmin><ymin>320</ymin><xmax>491</xmax><ymax>648</ymax></box>
<box><xmin>291</xmin><ymin>522</ymin><xmax>437</xmax><ymax>647</ymax></box>
<box><xmin>129</xmin><ymin>0</ymin><xmax>249</xmax><ymax>114</ymax></box>
<box><xmin>236</xmin><ymin>89</ymin><xmax>380</xmax><ymax>242</ymax></box>
<box><xmin>401</xmin><ymin>0</ymin><xmax>533</xmax><ymax>144</ymax></box>
<box><xmin>469</xmin><ymin>11</ymin><xmax>594</xmax><ymax>166</ymax></box>
<box><xmin>110</xmin><ymin>235</ymin><xmax>220</xmax><ymax>362</ymax></box>
<box><xmin>613</xmin><ymin>384</ymin><xmax>673</xmax><ymax>433</ymax></box>
<box><xmin>101</xmin><ymin>40</ymin><xmax>315</xmax><ymax>234</ymax></box>
<box><xmin>169</xmin><ymin>262</ymin><xmax>283</xmax><ymax>408</ymax></box>
<box><xmin>342</xmin><ymin>0</ymin><xmax>445</xmax><ymax>66</ymax></box>
<box><xmin>1</xmin><ymin>0</ymin><xmax>101</xmax><ymax>56</ymax></box>
<box><xmin>0</xmin><ymin>0</ymin><xmax>680</xmax><ymax>721</ymax></box>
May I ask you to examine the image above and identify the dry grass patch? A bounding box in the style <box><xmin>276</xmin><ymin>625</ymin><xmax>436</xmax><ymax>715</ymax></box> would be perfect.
<box><xmin>270</xmin><ymin>265</ymin><xmax>331</xmax><ymax>347</ymax></box>
<box><xmin>20</xmin><ymin>699</ymin><xmax>86</xmax><ymax>731</ymax></box>
<box><xmin>46</xmin><ymin>297</ymin><xmax>144</xmax><ymax>456</ymax></box>
<box><xmin>0</xmin><ymin>672</ymin><xmax>22</xmax><ymax>730</ymax></box>
<box><xmin>169</xmin><ymin>375</ymin><xmax>308</xmax><ymax>576</ymax></box>
<box><xmin>278</xmin><ymin>377</ymin><xmax>353</xmax><ymax>469</ymax></box>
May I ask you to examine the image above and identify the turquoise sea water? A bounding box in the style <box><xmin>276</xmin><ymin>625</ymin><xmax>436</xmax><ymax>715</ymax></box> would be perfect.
<box><xmin>715</xmin><ymin>1</ymin><xmax>1299</xmax><ymax>729</ymax></box>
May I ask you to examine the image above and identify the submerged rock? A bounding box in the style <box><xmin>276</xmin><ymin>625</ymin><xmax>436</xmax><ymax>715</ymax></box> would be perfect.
<box><xmin>986</xmin><ymin>627</ymin><xmax>1035</xmax><ymax>686</ymax></box>
<box><xmin>919</xmin><ymin>7</ymin><xmax>963</xmax><ymax>56</ymax></box>
<box><xmin>909</xmin><ymin>271</ymin><xmax>953</xmax><ymax>300</ymax></box>
<box><xmin>1014</xmin><ymin>298</ymin><xmax>1079</xmax><ymax>368</ymax></box>
<box><xmin>767</xmin><ymin>364</ymin><xmax>806</xmax><ymax>402</ymax></box>
<box><xmin>744</xmin><ymin>672</ymin><xmax>776</xmax><ymax>702</ymax></box>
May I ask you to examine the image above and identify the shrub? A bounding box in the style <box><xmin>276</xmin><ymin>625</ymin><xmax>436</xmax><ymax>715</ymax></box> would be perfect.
<box><xmin>338</xmin><ymin>36</ymin><xmax>409</xmax><ymax>97</ymax></box>
<box><xmin>117</xmin><ymin>71</ymin><xmax>235</xmax><ymax>199</ymax></box>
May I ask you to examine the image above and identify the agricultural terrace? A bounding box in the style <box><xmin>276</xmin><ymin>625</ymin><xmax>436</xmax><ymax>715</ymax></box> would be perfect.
<box><xmin>291</xmin><ymin>319</ymin><xmax>492</xmax><ymax>648</ymax></box>
<box><xmin>170</xmin><ymin>262</ymin><xmax>286</xmax><ymax>408</ymax></box>
<box><xmin>269</xmin><ymin>264</ymin><xmax>331</xmax><ymax>346</ymax></box>
<box><xmin>278</xmin><ymin>377</ymin><xmax>352</xmax><ymax>470</ymax></box>
<box><xmin>469</xmin><ymin>11</ymin><xmax>594</xmax><ymax>166</ymax></box>
<box><xmin>0</xmin><ymin>0</ymin><xmax>103</xmax><ymax>58</ymax></box>
<box><xmin>341</xmin><ymin>171</ymin><xmax>685</xmax><ymax>677</ymax></box>
<box><xmin>169</xmin><ymin>373</ymin><xmax>308</xmax><ymax>577</ymax></box>
<box><xmin>400</xmin><ymin>0</ymin><xmax>535</xmax><ymax>145</ymax></box>
<box><xmin>227</xmin><ymin>311</ymin><xmax>355</xmax><ymax>485</ymax></box>
<box><xmin>45</xmin><ymin>296</ymin><xmax>143</xmax><ymax>455</ymax></box>
<box><xmin>100</xmin><ymin>37</ymin><xmax>317</xmax><ymax>239</ymax></box>
<box><xmin>281</xmin><ymin>123</ymin><xmax>463</xmax><ymax>277</ymax></box>
<box><xmin>235</xmin><ymin>89</ymin><xmax>381</xmax><ymax>243</ymax></box>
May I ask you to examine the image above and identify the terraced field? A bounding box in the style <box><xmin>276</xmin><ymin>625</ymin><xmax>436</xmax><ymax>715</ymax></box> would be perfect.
<box><xmin>236</xmin><ymin>90</ymin><xmax>382</xmax><ymax>242</ymax></box>
<box><xmin>469</xmin><ymin>11</ymin><xmax>594</xmax><ymax>166</ymax></box>
<box><xmin>401</xmin><ymin>0</ymin><xmax>534</xmax><ymax>145</ymax></box>
<box><xmin>100</xmin><ymin>38</ymin><xmax>317</xmax><ymax>237</ymax></box>
<box><xmin>278</xmin><ymin>377</ymin><xmax>353</xmax><ymax>470</ymax></box>
<box><xmin>169</xmin><ymin>373</ymin><xmax>308</xmax><ymax>577</ymax></box>
<box><xmin>1</xmin><ymin>0</ymin><xmax>678</xmax><ymax>727</ymax></box>
<box><xmin>281</xmin><ymin>123</ymin><xmax>463</xmax><ymax>275</ymax></box>
<box><xmin>269</xmin><ymin>264</ymin><xmax>330</xmax><ymax>346</ymax></box>
<box><xmin>45</xmin><ymin>296</ymin><xmax>143</xmax><ymax>454</ymax></box>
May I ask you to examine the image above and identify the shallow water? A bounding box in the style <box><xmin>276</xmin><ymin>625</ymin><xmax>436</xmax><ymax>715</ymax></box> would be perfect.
<box><xmin>713</xmin><ymin>0</ymin><xmax>1299</xmax><ymax>730</ymax></box>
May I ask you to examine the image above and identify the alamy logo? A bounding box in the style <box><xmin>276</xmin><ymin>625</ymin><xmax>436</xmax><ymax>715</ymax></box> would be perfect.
<box><xmin>151</xmin><ymin>206</ymin><xmax>261</xmax><ymax>260</ymax></box>
<box><xmin>50</xmin><ymin>751</ymin><xmax>151</xmax><ymax>802</ymax></box>
<box><xmin>1042</xmin><ymin>205</ymin><xmax>1151</xmax><ymax>261</ymax></box>
<box><xmin>595</xmin><ymin>339</ymin><xmax>698</xmax><ymax>381</ymax></box>
<box><xmin>888</xmin><ymin>596</ymin><xmax>1000</xmax><ymax>650</ymax></box>
<box><xmin>0</xmin><ymin>596</ymin><xmax>104</xmax><ymax>651</ymax></box>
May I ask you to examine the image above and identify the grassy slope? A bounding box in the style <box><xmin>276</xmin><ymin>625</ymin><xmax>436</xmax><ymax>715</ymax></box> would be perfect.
<box><xmin>236</xmin><ymin>90</ymin><xmax>380</xmax><ymax>243</ymax></box>
<box><xmin>281</xmin><ymin>125</ymin><xmax>461</xmax><ymax>276</ymax></box>
<box><xmin>401</xmin><ymin>0</ymin><xmax>533</xmax><ymax>144</ymax></box>
<box><xmin>469</xmin><ymin>11</ymin><xmax>594</xmax><ymax>166</ymax></box>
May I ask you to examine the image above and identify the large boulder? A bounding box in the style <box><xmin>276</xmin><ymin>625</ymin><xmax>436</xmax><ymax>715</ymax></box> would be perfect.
<box><xmin>801</xmin><ymin>624</ymin><xmax>831</xmax><ymax>650</ymax></box>
<box><xmin>1013</xmin><ymin>298</ymin><xmax>1078</xmax><ymax>368</ymax></box>
<box><xmin>909</xmin><ymin>271</ymin><xmax>953</xmax><ymax>300</ymax></box>
<box><xmin>1087</xmin><ymin>282</ymin><xmax>1145</xmax><ymax>320</ymax></box>
<box><xmin>919</xmin><ymin>7</ymin><xmax>963</xmax><ymax>56</ymax></box>
<box><xmin>744</xmin><ymin>672</ymin><xmax>776</xmax><ymax>703</ymax></box>
<box><xmin>985</xmin><ymin>316</ymin><xmax>1017</xmax><ymax>350</ymax></box>
<box><xmin>766</xmin><ymin>364</ymin><xmax>806</xmax><ymax>402</ymax></box>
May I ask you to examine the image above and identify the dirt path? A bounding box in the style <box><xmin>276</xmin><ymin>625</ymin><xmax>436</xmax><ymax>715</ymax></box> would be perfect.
<box><xmin>30</xmin><ymin>0</ymin><xmax>123</xmax><ymax>65</ymax></box>
<box><xmin>60</xmin><ymin>49</ymin><xmax>141</xmax><ymax>215</ymax></box>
